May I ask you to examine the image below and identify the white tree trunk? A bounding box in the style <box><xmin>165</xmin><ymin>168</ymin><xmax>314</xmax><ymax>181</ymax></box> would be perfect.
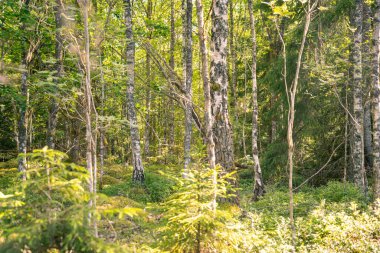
<box><xmin>248</xmin><ymin>0</ymin><xmax>265</xmax><ymax>201</ymax></box>
<box><xmin>183</xmin><ymin>0</ymin><xmax>193</xmax><ymax>171</ymax></box>
<box><xmin>125</xmin><ymin>0</ymin><xmax>145</xmax><ymax>183</ymax></box>
<box><xmin>210</xmin><ymin>0</ymin><xmax>234</xmax><ymax>171</ymax></box>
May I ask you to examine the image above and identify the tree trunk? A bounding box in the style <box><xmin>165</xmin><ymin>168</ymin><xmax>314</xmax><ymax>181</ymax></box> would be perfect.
<box><xmin>47</xmin><ymin>0</ymin><xmax>64</xmax><ymax>149</ymax></box>
<box><xmin>81</xmin><ymin>0</ymin><xmax>94</xmax><ymax>194</ymax></box>
<box><xmin>210</xmin><ymin>0</ymin><xmax>234</xmax><ymax>171</ymax></box>
<box><xmin>18</xmin><ymin>0</ymin><xmax>31</xmax><ymax>180</ymax></box>
<box><xmin>168</xmin><ymin>0</ymin><xmax>176</xmax><ymax>151</ymax></box>
<box><xmin>18</xmin><ymin>62</ymin><xmax>28</xmax><ymax>180</ymax></box>
<box><xmin>285</xmin><ymin>1</ymin><xmax>315</xmax><ymax>248</ymax></box>
<box><xmin>182</xmin><ymin>0</ymin><xmax>193</xmax><ymax>171</ymax></box>
<box><xmin>144</xmin><ymin>0</ymin><xmax>152</xmax><ymax>157</ymax></box>
<box><xmin>125</xmin><ymin>0</ymin><xmax>144</xmax><ymax>183</ymax></box>
<box><xmin>248</xmin><ymin>0</ymin><xmax>265</xmax><ymax>201</ymax></box>
<box><xmin>196</xmin><ymin>0</ymin><xmax>216</xmax><ymax>211</ymax></box>
<box><xmin>372</xmin><ymin>0</ymin><xmax>380</xmax><ymax>199</ymax></box>
<box><xmin>363</xmin><ymin>1</ymin><xmax>373</xmax><ymax>172</ymax></box>
<box><xmin>351</xmin><ymin>0</ymin><xmax>367</xmax><ymax>193</ymax></box>
<box><xmin>229</xmin><ymin>0</ymin><xmax>237</xmax><ymax>110</ymax></box>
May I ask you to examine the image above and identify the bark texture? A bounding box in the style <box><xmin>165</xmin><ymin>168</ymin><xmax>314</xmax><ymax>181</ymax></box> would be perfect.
<box><xmin>182</xmin><ymin>0</ymin><xmax>193</xmax><ymax>170</ymax></box>
<box><xmin>196</xmin><ymin>0</ymin><xmax>217</xmax><ymax>211</ymax></box>
<box><xmin>351</xmin><ymin>0</ymin><xmax>367</xmax><ymax>193</ymax></box>
<box><xmin>82</xmin><ymin>0</ymin><xmax>94</xmax><ymax>193</ymax></box>
<box><xmin>248</xmin><ymin>0</ymin><xmax>265</xmax><ymax>201</ymax></box>
<box><xmin>210</xmin><ymin>0</ymin><xmax>234</xmax><ymax>171</ymax></box>
<box><xmin>372</xmin><ymin>0</ymin><xmax>380</xmax><ymax>199</ymax></box>
<box><xmin>125</xmin><ymin>0</ymin><xmax>145</xmax><ymax>183</ymax></box>
<box><xmin>363</xmin><ymin>1</ymin><xmax>373</xmax><ymax>172</ymax></box>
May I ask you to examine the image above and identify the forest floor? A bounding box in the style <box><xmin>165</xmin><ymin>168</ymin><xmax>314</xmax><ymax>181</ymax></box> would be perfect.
<box><xmin>0</xmin><ymin>158</ymin><xmax>377</xmax><ymax>252</ymax></box>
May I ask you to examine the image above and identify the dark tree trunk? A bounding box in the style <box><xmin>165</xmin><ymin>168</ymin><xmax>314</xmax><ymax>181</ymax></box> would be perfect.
<box><xmin>372</xmin><ymin>0</ymin><xmax>380</xmax><ymax>199</ymax></box>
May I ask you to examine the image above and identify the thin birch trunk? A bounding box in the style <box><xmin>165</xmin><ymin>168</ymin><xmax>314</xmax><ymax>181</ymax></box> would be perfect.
<box><xmin>229</xmin><ymin>0</ymin><xmax>237</xmax><ymax>110</ymax></box>
<box><xmin>352</xmin><ymin>0</ymin><xmax>367</xmax><ymax>193</ymax></box>
<box><xmin>18</xmin><ymin>0</ymin><xmax>31</xmax><ymax>180</ymax></box>
<box><xmin>168</xmin><ymin>0</ymin><xmax>176</xmax><ymax>151</ymax></box>
<box><xmin>183</xmin><ymin>0</ymin><xmax>193</xmax><ymax>171</ymax></box>
<box><xmin>248</xmin><ymin>0</ymin><xmax>265</xmax><ymax>201</ymax></box>
<box><xmin>125</xmin><ymin>0</ymin><xmax>145</xmax><ymax>183</ymax></box>
<box><xmin>196</xmin><ymin>0</ymin><xmax>216</xmax><ymax>211</ymax></box>
<box><xmin>144</xmin><ymin>0</ymin><xmax>152</xmax><ymax>157</ymax></box>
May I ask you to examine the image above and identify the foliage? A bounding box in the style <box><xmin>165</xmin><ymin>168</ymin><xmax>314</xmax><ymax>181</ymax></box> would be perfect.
<box><xmin>296</xmin><ymin>201</ymin><xmax>380</xmax><ymax>252</ymax></box>
<box><xmin>153</xmin><ymin>164</ymin><xmax>241</xmax><ymax>252</ymax></box>
<box><xmin>101</xmin><ymin>171</ymin><xmax>175</xmax><ymax>203</ymax></box>
<box><xmin>0</xmin><ymin>148</ymin><xmax>140</xmax><ymax>252</ymax></box>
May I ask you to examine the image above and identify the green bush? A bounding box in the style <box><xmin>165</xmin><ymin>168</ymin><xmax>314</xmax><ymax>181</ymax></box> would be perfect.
<box><xmin>0</xmin><ymin>148</ymin><xmax>140</xmax><ymax>252</ymax></box>
<box><xmin>313</xmin><ymin>181</ymin><xmax>367</xmax><ymax>204</ymax></box>
<box><xmin>153</xmin><ymin>164</ymin><xmax>241</xmax><ymax>252</ymax></box>
<box><xmin>0</xmin><ymin>168</ymin><xmax>18</xmax><ymax>190</ymax></box>
<box><xmin>101</xmin><ymin>171</ymin><xmax>175</xmax><ymax>203</ymax></box>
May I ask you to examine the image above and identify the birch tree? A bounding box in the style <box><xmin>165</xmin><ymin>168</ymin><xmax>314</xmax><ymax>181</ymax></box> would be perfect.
<box><xmin>183</xmin><ymin>0</ymin><xmax>193</xmax><ymax>170</ymax></box>
<box><xmin>125</xmin><ymin>0</ymin><xmax>144</xmax><ymax>183</ymax></box>
<box><xmin>248</xmin><ymin>0</ymin><xmax>265</xmax><ymax>201</ymax></box>
<box><xmin>351</xmin><ymin>0</ymin><xmax>367</xmax><ymax>193</ymax></box>
<box><xmin>210</xmin><ymin>0</ymin><xmax>234</xmax><ymax>171</ymax></box>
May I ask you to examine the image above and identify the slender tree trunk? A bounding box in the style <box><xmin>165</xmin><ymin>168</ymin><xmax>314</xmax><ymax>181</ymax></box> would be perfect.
<box><xmin>210</xmin><ymin>0</ymin><xmax>234</xmax><ymax>171</ymax></box>
<box><xmin>18</xmin><ymin>60</ymin><xmax>28</xmax><ymax>180</ymax></box>
<box><xmin>229</xmin><ymin>0</ymin><xmax>237</xmax><ymax>110</ymax></box>
<box><xmin>363</xmin><ymin>1</ymin><xmax>373</xmax><ymax>172</ymax></box>
<box><xmin>270</xmin><ymin>95</ymin><xmax>277</xmax><ymax>143</ymax></box>
<box><xmin>81</xmin><ymin>0</ymin><xmax>94</xmax><ymax>194</ymax></box>
<box><xmin>18</xmin><ymin>0</ymin><xmax>31</xmax><ymax>180</ymax></box>
<box><xmin>183</xmin><ymin>0</ymin><xmax>193</xmax><ymax>171</ymax></box>
<box><xmin>196</xmin><ymin>0</ymin><xmax>217</xmax><ymax>212</ymax></box>
<box><xmin>372</xmin><ymin>0</ymin><xmax>380</xmax><ymax>199</ymax></box>
<box><xmin>144</xmin><ymin>0</ymin><xmax>153</xmax><ymax>157</ymax></box>
<box><xmin>285</xmin><ymin>1</ymin><xmax>315</xmax><ymax>248</ymax></box>
<box><xmin>168</xmin><ymin>0</ymin><xmax>176</xmax><ymax>151</ymax></box>
<box><xmin>47</xmin><ymin>0</ymin><xmax>64</xmax><ymax>149</ymax></box>
<box><xmin>125</xmin><ymin>0</ymin><xmax>144</xmax><ymax>183</ymax></box>
<box><xmin>248</xmin><ymin>0</ymin><xmax>265</xmax><ymax>201</ymax></box>
<box><xmin>351</xmin><ymin>0</ymin><xmax>367</xmax><ymax>193</ymax></box>
<box><xmin>242</xmin><ymin>60</ymin><xmax>248</xmax><ymax>157</ymax></box>
<box><xmin>99</xmin><ymin>51</ymin><xmax>105</xmax><ymax>190</ymax></box>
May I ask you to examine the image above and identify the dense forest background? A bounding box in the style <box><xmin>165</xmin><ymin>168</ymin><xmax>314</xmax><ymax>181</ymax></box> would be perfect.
<box><xmin>1</xmin><ymin>0</ymin><xmax>380</xmax><ymax>252</ymax></box>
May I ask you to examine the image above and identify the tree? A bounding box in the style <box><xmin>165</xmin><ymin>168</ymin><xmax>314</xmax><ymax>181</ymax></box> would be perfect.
<box><xmin>373</xmin><ymin>0</ymin><xmax>380</xmax><ymax>199</ymax></box>
<box><xmin>248</xmin><ymin>0</ymin><xmax>265</xmax><ymax>201</ymax></box>
<box><xmin>125</xmin><ymin>0</ymin><xmax>144</xmax><ymax>183</ymax></box>
<box><xmin>196</xmin><ymin>0</ymin><xmax>217</xmax><ymax>210</ymax></box>
<box><xmin>210</xmin><ymin>0</ymin><xmax>234</xmax><ymax>171</ymax></box>
<box><xmin>351</xmin><ymin>0</ymin><xmax>367</xmax><ymax>193</ymax></box>
<box><xmin>183</xmin><ymin>0</ymin><xmax>193</xmax><ymax>171</ymax></box>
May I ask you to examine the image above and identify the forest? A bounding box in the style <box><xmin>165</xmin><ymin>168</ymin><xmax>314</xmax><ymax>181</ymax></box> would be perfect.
<box><xmin>1</xmin><ymin>0</ymin><xmax>380</xmax><ymax>252</ymax></box>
